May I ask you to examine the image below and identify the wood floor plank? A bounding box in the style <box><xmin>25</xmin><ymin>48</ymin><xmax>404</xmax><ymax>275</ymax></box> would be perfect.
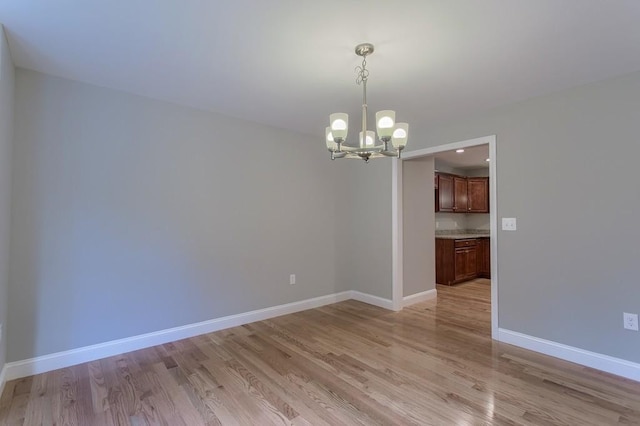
<box><xmin>1</xmin><ymin>279</ymin><xmax>640</xmax><ymax>425</ymax></box>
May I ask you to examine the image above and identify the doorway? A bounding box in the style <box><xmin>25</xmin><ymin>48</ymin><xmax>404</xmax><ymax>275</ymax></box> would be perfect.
<box><xmin>391</xmin><ymin>135</ymin><xmax>498</xmax><ymax>339</ymax></box>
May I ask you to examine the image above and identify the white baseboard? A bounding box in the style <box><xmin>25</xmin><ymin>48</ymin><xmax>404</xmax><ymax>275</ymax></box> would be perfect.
<box><xmin>498</xmin><ymin>328</ymin><xmax>640</xmax><ymax>382</ymax></box>
<box><xmin>6</xmin><ymin>301</ymin><xmax>639</xmax><ymax>386</ymax></box>
<box><xmin>4</xmin><ymin>290</ymin><xmax>394</xmax><ymax>382</ymax></box>
<box><xmin>0</xmin><ymin>363</ymin><xmax>6</xmax><ymax>398</ymax></box>
<box><xmin>402</xmin><ymin>289</ymin><xmax>437</xmax><ymax>307</ymax></box>
<box><xmin>4</xmin><ymin>291</ymin><xmax>355</xmax><ymax>381</ymax></box>
<box><xmin>350</xmin><ymin>291</ymin><xmax>394</xmax><ymax>310</ymax></box>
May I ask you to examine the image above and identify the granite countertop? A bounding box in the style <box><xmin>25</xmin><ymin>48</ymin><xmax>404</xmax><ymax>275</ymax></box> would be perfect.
<box><xmin>436</xmin><ymin>232</ymin><xmax>490</xmax><ymax>239</ymax></box>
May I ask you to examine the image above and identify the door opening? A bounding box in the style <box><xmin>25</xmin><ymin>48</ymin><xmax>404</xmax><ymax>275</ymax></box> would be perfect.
<box><xmin>392</xmin><ymin>135</ymin><xmax>498</xmax><ymax>339</ymax></box>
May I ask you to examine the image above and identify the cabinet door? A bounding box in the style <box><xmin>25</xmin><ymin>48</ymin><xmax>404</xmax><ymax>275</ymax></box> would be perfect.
<box><xmin>467</xmin><ymin>177</ymin><xmax>489</xmax><ymax>213</ymax></box>
<box><xmin>484</xmin><ymin>239</ymin><xmax>491</xmax><ymax>278</ymax></box>
<box><xmin>436</xmin><ymin>174</ymin><xmax>454</xmax><ymax>212</ymax></box>
<box><xmin>436</xmin><ymin>238</ymin><xmax>455</xmax><ymax>285</ymax></box>
<box><xmin>454</xmin><ymin>247</ymin><xmax>477</xmax><ymax>281</ymax></box>
<box><xmin>454</xmin><ymin>248</ymin><xmax>469</xmax><ymax>281</ymax></box>
<box><xmin>465</xmin><ymin>246</ymin><xmax>478</xmax><ymax>278</ymax></box>
<box><xmin>453</xmin><ymin>177</ymin><xmax>468</xmax><ymax>212</ymax></box>
<box><xmin>477</xmin><ymin>238</ymin><xmax>491</xmax><ymax>278</ymax></box>
<box><xmin>476</xmin><ymin>240</ymin><xmax>484</xmax><ymax>275</ymax></box>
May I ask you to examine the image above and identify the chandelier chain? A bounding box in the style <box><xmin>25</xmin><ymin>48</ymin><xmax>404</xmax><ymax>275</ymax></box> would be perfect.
<box><xmin>355</xmin><ymin>56</ymin><xmax>369</xmax><ymax>85</ymax></box>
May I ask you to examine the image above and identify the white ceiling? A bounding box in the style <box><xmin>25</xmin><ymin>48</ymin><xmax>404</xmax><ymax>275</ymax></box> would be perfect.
<box><xmin>2</xmin><ymin>1</ymin><xmax>640</xmax><ymax>144</ymax></box>
<box><xmin>434</xmin><ymin>145</ymin><xmax>490</xmax><ymax>171</ymax></box>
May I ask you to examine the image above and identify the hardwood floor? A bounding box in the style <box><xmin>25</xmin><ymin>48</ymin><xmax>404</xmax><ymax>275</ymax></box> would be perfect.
<box><xmin>1</xmin><ymin>279</ymin><xmax>639</xmax><ymax>425</ymax></box>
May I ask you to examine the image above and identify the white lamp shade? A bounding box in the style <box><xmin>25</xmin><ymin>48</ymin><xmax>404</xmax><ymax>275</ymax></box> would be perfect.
<box><xmin>391</xmin><ymin>123</ymin><xmax>408</xmax><ymax>149</ymax></box>
<box><xmin>376</xmin><ymin>110</ymin><xmax>395</xmax><ymax>138</ymax></box>
<box><xmin>359</xmin><ymin>130</ymin><xmax>376</xmax><ymax>147</ymax></box>
<box><xmin>325</xmin><ymin>127</ymin><xmax>337</xmax><ymax>150</ymax></box>
<box><xmin>330</xmin><ymin>113</ymin><xmax>348</xmax><ymax>139</ymax></box>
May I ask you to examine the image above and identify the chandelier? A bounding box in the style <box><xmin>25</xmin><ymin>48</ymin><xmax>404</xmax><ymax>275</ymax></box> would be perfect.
<box><xmin>325</xmin><ymin>43</ymin><xmax>408</xmax><ymax>162</ymax></box>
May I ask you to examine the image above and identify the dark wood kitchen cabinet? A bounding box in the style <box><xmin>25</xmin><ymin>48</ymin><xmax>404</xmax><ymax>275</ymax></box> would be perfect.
<box><xmin>453</xmin><ymin>177</ymin><xmax>468</xmax><ymax>212</ymax></box>
<box><xmin>467</xmin><ymin>177</ymin><xmax>489</xmax><ymax>213</ymax></box>
<box><xmin>436</xmin><ymin>238</ymin><xmax>483</xmax><ymax>285</ymax></box>
<box><xmin>476</xmin><ymin>237</ymin><xmax>491</xmax><ymax>278</ymax></box>
<box><xmin>454</xmin><ymin>240</ymin><xmax>477</xmax><ymax>281</ymax></box>
<box><xmin>435</xmin><ymin>173</ymin><xmax>454</xmax><ymax>212</ymax></box>
<box><xmin>435</xmin><ymin>173</ymin><xmax>489</xmax><ymax>213</ymax></box>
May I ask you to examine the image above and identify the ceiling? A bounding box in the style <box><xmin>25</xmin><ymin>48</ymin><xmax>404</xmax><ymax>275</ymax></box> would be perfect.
<box><xmin>2</xmin><ymin>1</ymin><xmax>640</xmax><ymax>144</ymax></box>
<box><xmin>434</xmin><ymin>145</ymin><xmax>490</xmax><ymax>171</ymax></box>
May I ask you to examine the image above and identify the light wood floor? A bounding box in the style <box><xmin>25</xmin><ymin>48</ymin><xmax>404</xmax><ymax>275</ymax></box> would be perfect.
<box><xmin>1</xmin><ymin>279</ymin><xmax>639</xmax><ymax>425</ymax></box>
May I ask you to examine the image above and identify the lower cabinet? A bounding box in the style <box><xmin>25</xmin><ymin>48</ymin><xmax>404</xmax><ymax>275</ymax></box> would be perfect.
<box><xmin>454</xmin><ymin>243</ymin><xmax>477</xmax><ymax>282</ymax></box>
<box><xmin>476</xmin><ymin>238</ymin><xmax>491</xmax><ymax>278</ymax></box>
<box><xmin>436</xmin><ymin>237</ymin><xmax>490</xmax><ymax>285</ymax></box>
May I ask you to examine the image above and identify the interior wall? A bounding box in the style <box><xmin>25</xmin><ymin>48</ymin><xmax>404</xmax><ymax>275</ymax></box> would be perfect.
<box><xmin>433</xmin><ymin>161</ymin><xmax>465</xmax><ymax>175</ymax></box>
<box><xmin>6</xmin><ymin>61</ymin><xmax>640</xmax><ymax>369</ymax></box>
<box><xmin>465</xmin><ymin>167</ymin><xmax>490</xmax><ymax>177</ymax></box>
<box><xmin>333</xmin><ymin>160</ymin><xmax>393</xmax><ymax>299</ymax></box>
<box><xmin>355</xmin><ymin>70</ymin><xmax>640</xmax><ymax>363</ymax></box>
<box><xmin>0</xmin><ymin>26</ymin><xmax>15</xmax><ymax>373</ymax></box>
<box><xmin>402</xmin><ymin>157</ymin><xmax>435</xmax><ymax>296</ymax></box>
<box><xmin>8</xmin><ymin>69</ymin><xmax>341</xmax><ymax>361</ymax></box>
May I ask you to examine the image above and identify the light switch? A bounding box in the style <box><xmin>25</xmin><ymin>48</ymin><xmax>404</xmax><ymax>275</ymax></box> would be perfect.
<box><xmin>502</xmin><ymin>218</ymin><xmax>517</xmax><ymax>231</ymax></box>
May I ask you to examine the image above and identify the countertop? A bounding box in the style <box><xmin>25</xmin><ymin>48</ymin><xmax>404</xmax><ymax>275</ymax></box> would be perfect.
<box><xmin>436</xmin><ymin>233</ymin><xmax>490</xmax><ymax>240</ymax></box>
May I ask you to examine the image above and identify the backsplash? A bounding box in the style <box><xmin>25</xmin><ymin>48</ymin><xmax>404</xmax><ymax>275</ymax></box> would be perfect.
<box><xmin>466</xmin><ymin>213</ymin><xmax>490</xmax><ymax>231</ymax></box>
<box><xmin>435</xmin><ymin>213</ymin><xmax>466</xmax><ymax>230</ymax></box>
<box><xmin>435</xmin><ymin>213</ymin><xmax>490</xmax><ymax>231</ymax></box>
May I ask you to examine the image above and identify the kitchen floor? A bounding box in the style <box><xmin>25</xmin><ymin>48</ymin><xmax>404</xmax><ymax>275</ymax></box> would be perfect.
<box><xmin>436</xmin><ymin>278</ymin><xmax>492</xmax><ymax>334</ymax></box>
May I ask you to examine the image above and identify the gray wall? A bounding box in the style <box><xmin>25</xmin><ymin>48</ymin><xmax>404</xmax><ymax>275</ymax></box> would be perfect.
<box><xmin>0</xmin><ymin>27</ymin><xmax>14</xmax><ymax>372</ymax></box>
<box><xmin>6</xmin><ymin>64</ymin><xmax>640</xmax><ymax>366</ymax></box>
<box><xmin>334</xmin><ymin>160</ymin><xmax>393</xmax><ymax>299</ymax></box>
<box><xmin>433</xmin><ymin>161</ymin><xmax>465</xmax><ymax>175</ymax></box>
<box><xmin>402</xmin><ymin>157</ymin><xmax>435</xmax><ymax>296</ymax></box>
<box><xmin>8</xmin><ymin>69</ymin><xmax>341</xmax><ymax>361</ymax></box>
<box><xmin>353</xmin><ymin>71</ymin><xmax>640</xmax><ymax>363</ymax></box>
<box><xmin>465</xmin><ymin>167</ymin><xmax>490</xmax><ymax>177</ymax></box>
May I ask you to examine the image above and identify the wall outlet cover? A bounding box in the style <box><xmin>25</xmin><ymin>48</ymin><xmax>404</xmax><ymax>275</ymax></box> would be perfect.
<box><xmin>623</xmin><ymin>312</ymin><xmax>639</xmax><ymax>331</ymax></box>
<box><xmin>502</xmin><ymin>217</ymin><xmax>517</xmax><ymax>231</ymax></box>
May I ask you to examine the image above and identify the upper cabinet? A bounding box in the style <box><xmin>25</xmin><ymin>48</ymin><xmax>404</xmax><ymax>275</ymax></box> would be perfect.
<box><xmin>467</xmin><ymin>177</ymin><xmax>489</xmax><ymax>213</ymax></box>
<box><xmin>453</xmin><ymin>176</ymin><xmax>468</xmax><ymax>212</ymax></box>
<box><xmin>435</xmin><ymin>173</ymin><xmax>489</xmax><ymax>213</ymax></box>
<box><xmin>435</xmin><ymin>173</ymin><xmax>454</xmax><ymax>212</ymax></box>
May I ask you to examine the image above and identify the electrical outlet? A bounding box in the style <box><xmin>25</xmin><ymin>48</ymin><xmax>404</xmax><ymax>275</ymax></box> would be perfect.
<box><xmin>289</xmin><ymin>274</ymin><xmax>296</xmax><ymax>285</ymax></box>
<box><xmin>623</xmin><ymin>313</ymin><xmax>639</xmax><ymax>331</ymax></box>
